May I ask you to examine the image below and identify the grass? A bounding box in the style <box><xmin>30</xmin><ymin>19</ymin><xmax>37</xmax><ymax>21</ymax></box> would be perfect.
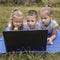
<box><xmin>0</xmin><ymin>6</ymin><xmax>60</xmax><ymax>60</ymax></box>
<box><xmin>0</xmin><ymin>6</ymin><xmax>60</xmax><ymax>35</ymax></box>
<box><xmin>0</xmin><ymin>52</ymin><xmax>60</xmax><ymax>60</ymax></box>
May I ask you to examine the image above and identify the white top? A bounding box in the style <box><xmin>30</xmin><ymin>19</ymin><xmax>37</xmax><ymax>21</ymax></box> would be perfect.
<box><xmin>39</xmin><ymin>20</ymin><xmax>58</xmax><ymax>34</ymax></box>
<box><xmin>23</xmin><ymin>22</ymin><xmax>41</xmax><ymax>30</ymax></box>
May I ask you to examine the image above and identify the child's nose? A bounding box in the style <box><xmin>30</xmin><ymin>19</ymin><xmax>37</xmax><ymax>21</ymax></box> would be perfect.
<box><xmin>29</xmin><ymin>22</ymin><xmax>32</xmax><ymax>24</ymax></box>
<box><xmin>17</xmin><ymin>23</ymin><xmax>20</xmax><ymax>25</ymax></box>
<box><xmin>42</xmin><ymin>19</ymin><xmax>45</xmax><ymax>22</ymax></box>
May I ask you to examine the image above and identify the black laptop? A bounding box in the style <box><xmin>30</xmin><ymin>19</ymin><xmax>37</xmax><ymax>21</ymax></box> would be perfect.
<box><xmin>3</xmin><ymin>30</ymin><xmax>48</xmax><ymax>52</ymax></box>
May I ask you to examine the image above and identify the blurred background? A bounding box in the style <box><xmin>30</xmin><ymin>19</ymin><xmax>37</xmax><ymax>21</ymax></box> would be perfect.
<box><xmin>0</xmin><ymin>0</ymin><xmax>60</xmax><ymax>59</ymax></box>
<box><xmin>0</xmin><ymin>0</ymin><xmax>60</xmax><ymax>35</ymax></box>
<box><xmin>0</xmin><ymin>0</ymin><xmax>60</xmax><ymax>7</ymax></box>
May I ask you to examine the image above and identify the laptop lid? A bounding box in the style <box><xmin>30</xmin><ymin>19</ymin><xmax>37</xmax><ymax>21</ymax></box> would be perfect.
<box><xmin>3</xmin><ymin>30</ymin><xmax>48</xmax><ymax>52</ymax></box>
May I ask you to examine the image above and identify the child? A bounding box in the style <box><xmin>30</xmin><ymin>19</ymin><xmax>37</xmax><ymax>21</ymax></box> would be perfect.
<box><xmin>24</xmin><ymin>10</ymin><xmax>41</xmax><ymax>30</ymax></box>
<box><xmin>5</xmin><ymin>8</ymin><xmax>24</xmax><ymax>31</ymax></box>
<box><xmin>39</xmin><ymin>6</ymin><xmax>58</xmax><ymax>44</ymax></box>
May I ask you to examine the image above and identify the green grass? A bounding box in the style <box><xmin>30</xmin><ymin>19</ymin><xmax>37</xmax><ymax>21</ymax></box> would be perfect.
<box><xmin>0</xmin><ymin>52</ymin><xmax>60</xmax><ymax>60</ymax></box>
<box><xmin>0</xmin><ymin>6</ymin><xmax>60</xmax><ymax>60</ymax></box>
<box><xmin>0</xmin><ymin>6</ymin><xmax>60</xmax><ymax>35</ymax></box>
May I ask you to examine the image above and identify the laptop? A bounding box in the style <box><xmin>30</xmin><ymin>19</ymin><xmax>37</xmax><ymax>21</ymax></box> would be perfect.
<box><xmin>3</xmin><ymin>30</ymin><xmax>48</xmax><ymax>52</ymax></box>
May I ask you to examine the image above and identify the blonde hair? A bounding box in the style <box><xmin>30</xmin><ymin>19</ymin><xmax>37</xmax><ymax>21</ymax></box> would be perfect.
<box><xmin>8</xmin><ymin>8</ymin><xmax>23</xmax><ymax>30</ymax></box>
<box><xmin>40</xmin><ymin>6</ymin><xmax>54</xmax><ymax>17</ymax></box>
<box><xmin>27</xmin><ymin>10</ymin><xmax>38</xmax><ymax>20</ymax></box>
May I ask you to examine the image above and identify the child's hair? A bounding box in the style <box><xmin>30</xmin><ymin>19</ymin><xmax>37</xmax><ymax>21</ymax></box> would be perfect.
<box><xmin>27</xmin><ymin>10</ymin><xmax>38</xmax><ymax>20</ymax></box>
<box><xmin>8</xmin><ymin>8</ymin><xmax>23</xmax><ymax>30</ymax></box>
<box><xmin>40</xmin><ymin>6</ymin><xmax>54</xmax><ymax>17</ymax></box>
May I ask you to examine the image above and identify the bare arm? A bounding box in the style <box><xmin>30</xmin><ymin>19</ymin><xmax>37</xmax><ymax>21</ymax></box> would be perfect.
<box><xmin>47</xmin><ymin>28</ymin><xmax>57</xmax><ymax>44</ymax></box>
<box><xmin>50</xmin><ymin>28</ymin><xmax>56</xmax><ymax>41</ymax></box>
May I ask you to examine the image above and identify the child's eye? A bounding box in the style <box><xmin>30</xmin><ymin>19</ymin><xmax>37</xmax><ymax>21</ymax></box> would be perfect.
<box><xmin>27</xmin><ymin>20</ymin><xmax>34</xmax><ymax>22</ymax></box>
<box><xmin>44</xmin><ymin>17</ymin><xmax>47</xmax><ymax>19</ymax></box>
<box><xmin>14</xmin><ymin>21</ymin><xmax>17</xmax><ymax>23</ymax></box>
<box><xmin>27</xmin><ymin>20</ymin><xmax>30</xmax><ymax>22</ymax></box>
<box><xmin>31</xmin><ymin>20</ymin><xmax>34</xmax><ymax>22</ymax></box>
<box><xmin>41</xmin><ymin>17</ymin><xmax>47</xmax><ymax>19</ymax></box>
<box><xmin>19</xmin><ymin>21</ymin><xmax>22</xmax><ymax>23</ymax></box>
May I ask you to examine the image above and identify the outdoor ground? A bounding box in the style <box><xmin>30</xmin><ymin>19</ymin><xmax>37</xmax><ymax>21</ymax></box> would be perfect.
<box><xmin>0</xmin><ymin>6</ymin><xmax>60</xmax><ymax>34</ymax></box>
<box><xmin>0</xmin><ymin>6</ymin><xmax>60</xmax><ymax>60</ymax></box>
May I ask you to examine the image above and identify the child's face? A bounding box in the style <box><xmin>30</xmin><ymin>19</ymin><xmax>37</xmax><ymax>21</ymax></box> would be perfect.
<box><xmin>27</xmin><ymin>16</ymin><xmax>37</xmax><ymax>29</ymax></box>
<box><xmin>12</xmin><ymin>16</ymin><xmax>23</xmax><ymax>28</ymax></box>
<box><xmin>40</xmin><ymin>12</ymin><xmax>51</xmax><ymax>26</ymax></box>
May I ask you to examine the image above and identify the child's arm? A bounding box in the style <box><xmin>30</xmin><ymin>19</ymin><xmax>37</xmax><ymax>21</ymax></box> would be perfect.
<box><xmin>47</xmin><ymin>28</ymin><xmax>56</xmax><ymax>44</ymax></box>
<box><xmin>13</xmin><ymin>27</ymin><xmax>19</xmax><ymax>31</ymax></box>
<box><xmin>4</xmin><ymin>26</ymin><xmax>11</xmax><ymax>31</ymax></box>
<box><xmin>50</xmin><ymin>28</ymin><xmax>56</xmax><ymax>40</ymax></box>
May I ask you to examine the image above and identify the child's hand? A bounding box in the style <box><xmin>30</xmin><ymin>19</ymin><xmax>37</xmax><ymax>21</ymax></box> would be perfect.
<box><xmin>47</xmin><ymin>38</ymin><xmax>53</xmax><ymax>45</ymax></box>
<box><xmin>14</xmin><ymin>27</ymin><xmax>19</xmax><ymax>31</ymax></box>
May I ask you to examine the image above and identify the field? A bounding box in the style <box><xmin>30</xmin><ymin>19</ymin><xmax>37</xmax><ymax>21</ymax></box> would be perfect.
<box><xmin>0</xmin><ymin>52</ymin><xmax>60</xmax><ymax>60</ymax></box>
<box><xmin>0</xmin><ymin>6</ymin><xmax>60</xmax><ymax>34</ymax></box>
<box><xmin>0</xmin><ymin>6</ymin><xmax>60</xmax><ymax>60</ymax></box>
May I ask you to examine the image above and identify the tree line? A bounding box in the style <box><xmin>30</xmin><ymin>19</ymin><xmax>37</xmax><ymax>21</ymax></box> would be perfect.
<box><xmin>0</xmin><ymin>0</ymin><xmax>60</xmax><ymax>7</ymax></box>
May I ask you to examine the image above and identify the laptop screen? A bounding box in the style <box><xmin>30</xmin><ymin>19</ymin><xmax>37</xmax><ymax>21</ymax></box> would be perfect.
<box><xmin>3</xmin><ymin>30</ymin><xmax>48</xmax><ymax>52</ymax></box>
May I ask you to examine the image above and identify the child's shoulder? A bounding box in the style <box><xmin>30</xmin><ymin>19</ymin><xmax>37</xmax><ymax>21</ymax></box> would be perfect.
<box><xmin>23</xmin><ymin>22</ymin><xmax>29</xmax><ymax>30</ymax></box>
<box><xmin>23</xmin><ymin>22</ymin><xmax>28</xmax><ymax>27</ymax></box>
<box><xmin>38</xmin><ymin>20</ymin><xmax>44</xmax><ymax>26</ymax></box>
<box><xmin>51</xmin><ymin>20</ymin><xmax>58</xmax><ymax>28</ymax></box>
<box><xmin>4</xmin><ymin>26</ymin><xmax>11</xmax><ymax>31</ymax></box>
<box><xmin>51</xmin><ymin>20</ymin><xmax>57</xmax><ymax>23</ymax></box>
<box><xmin>51</xmin><ymin>20</ymin><xmax>58</xmax><ymax>25</ymax></box>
